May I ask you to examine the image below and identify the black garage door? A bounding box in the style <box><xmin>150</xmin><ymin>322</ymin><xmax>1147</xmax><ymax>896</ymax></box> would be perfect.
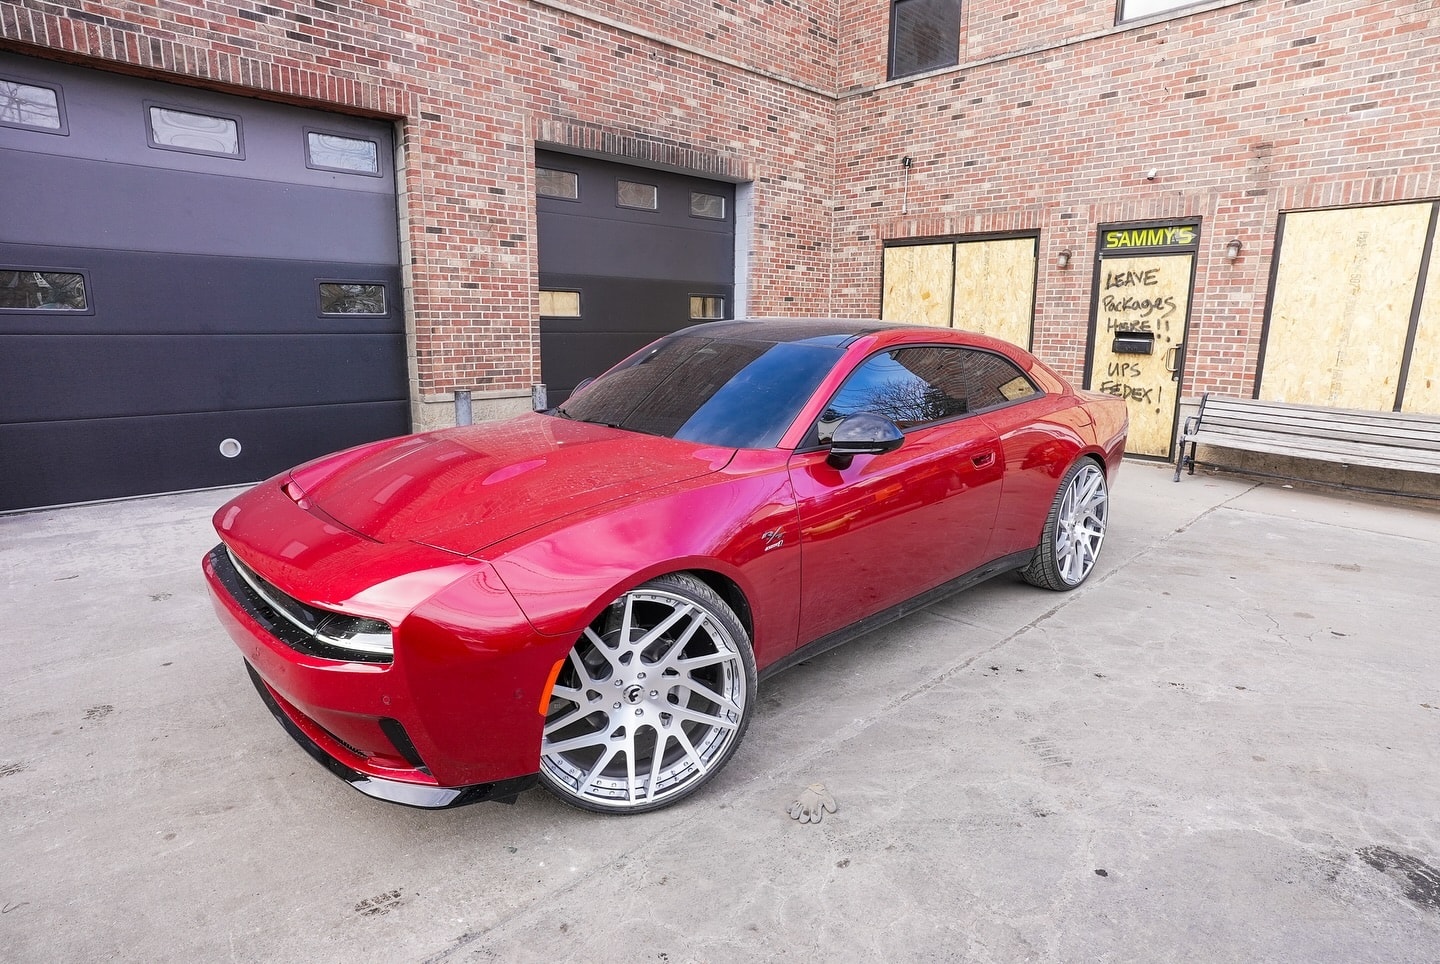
<box><xmin>536</xmin><ymin>151</ymin><xmax>736</xmax><ymax>404</ymax></box>
<box><xmin>1</xmin><ymin>53</ymin><xmax>407</xmax><ymax>511</ymax></box>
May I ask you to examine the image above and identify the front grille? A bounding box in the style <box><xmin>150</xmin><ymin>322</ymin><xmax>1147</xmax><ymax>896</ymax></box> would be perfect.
<box><xmin>209</xmin><ymin>544</ymin><xmax>394</xmax><ymax>664</ymax></box>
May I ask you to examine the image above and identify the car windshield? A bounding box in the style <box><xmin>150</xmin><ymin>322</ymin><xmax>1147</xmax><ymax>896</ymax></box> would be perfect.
<box><xmin>553</xmin><ymin>333</ymin><xmax>843</xmax><ymax>448</ymax></box>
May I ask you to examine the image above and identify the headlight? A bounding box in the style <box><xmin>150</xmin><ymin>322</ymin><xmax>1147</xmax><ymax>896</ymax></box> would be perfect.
<box><xmin>226</xmin><ymin>547</ymin><xmax>395</xmax><ymax>660</ymax></box>
<box><xmin>313</xmin><ymin>614</ymin><xmax>394</xmax><ymax>657</ymax></box>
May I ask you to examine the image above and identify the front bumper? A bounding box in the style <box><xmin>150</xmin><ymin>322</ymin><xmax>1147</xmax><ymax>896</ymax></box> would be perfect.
<box><xmin>205</xmin><ymin>531</ymin><xmax>567</xmax><ymax>808</ymax></box>
<box><xmin>243</xmin><ymin>661</ymin><xmax>534</xmax><ymax>808</ymax></box>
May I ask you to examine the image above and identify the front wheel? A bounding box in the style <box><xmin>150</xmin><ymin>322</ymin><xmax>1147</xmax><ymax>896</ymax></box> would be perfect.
<box><xmin>538</xmin><ymin>573</ymin><xmax>756</xmax><ymax>814</ymax></box>
<box><xmin>1022</xmin><ymin>458</ymin><xmax>1109</xmax><ymax>591</ymax></box>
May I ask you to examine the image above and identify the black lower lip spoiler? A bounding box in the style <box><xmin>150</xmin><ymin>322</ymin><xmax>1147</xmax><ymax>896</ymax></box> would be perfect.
<box><xmin>244</xmin><ymin>661</ymin><xmax>536</xmax><ymax>809</ymax></box>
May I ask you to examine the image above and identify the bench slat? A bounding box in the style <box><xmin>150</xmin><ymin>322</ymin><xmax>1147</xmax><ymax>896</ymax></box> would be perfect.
<box><xmin>1175</xmin><ymin>394</ymin><xmax>1440</xmax><ymax>484</ymax></box>
<box><xmin>1187</xmin><ymin>429</ymin><xmax>1440</xmax><ymax>473</ymax></box>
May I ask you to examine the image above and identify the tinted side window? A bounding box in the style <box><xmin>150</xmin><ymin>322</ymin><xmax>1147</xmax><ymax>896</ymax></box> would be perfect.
<box><xmin>962</xmin><ymin>350</ymin><xmax>1039</xmax><ymax>410</ymax></box>
<box><xmin>815</xmin><ymin>346</ymin><xmax>1039</xmax><ymax>443</ymax></box>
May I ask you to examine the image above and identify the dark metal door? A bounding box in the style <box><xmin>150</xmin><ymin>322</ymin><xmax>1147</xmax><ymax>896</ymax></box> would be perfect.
<box><xmin>536</xmin><ymin>151</ymin><xmax>735</xmax><ymax>403</ymax></box>
<box><xmin>0</xmin><ymin>53</ymin><xmax>407</xmax><ymax>510</ymax></box>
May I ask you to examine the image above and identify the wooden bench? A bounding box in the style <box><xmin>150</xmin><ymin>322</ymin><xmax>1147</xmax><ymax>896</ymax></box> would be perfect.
<box><xmin>1173</xmin><ymin>394</ymin><xmax>1440</xmax><ymax>489</ymax></box>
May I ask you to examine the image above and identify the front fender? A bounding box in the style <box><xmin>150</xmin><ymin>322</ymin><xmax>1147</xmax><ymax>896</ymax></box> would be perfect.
<box><xmin>487</xmin><ymin>450</ymin><xmax>802</xmax><ymax>670</ymax></box>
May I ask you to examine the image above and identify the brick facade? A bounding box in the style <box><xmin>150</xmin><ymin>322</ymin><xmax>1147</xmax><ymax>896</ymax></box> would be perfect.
<box><xmin>4</xmin><ymin>0</ymin><xmax>1439</xmax><ymax>420</ymax></box>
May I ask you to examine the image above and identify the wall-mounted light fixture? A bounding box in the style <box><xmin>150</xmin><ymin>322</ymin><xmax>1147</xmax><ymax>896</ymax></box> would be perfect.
<box><xmin>1057</xmin><ymin>249</ymin><xmax>1073</xmax><ymax>269</ymax></box>
<box><xmin>1145</xmin><ymin>168</ymin><xmax>1158</xmax><ymax>181</ymax></box>
<box><xmin>1225</xmin><ymin>238</ymin><xmax>1243</xmax><ymax>261</ymax></box>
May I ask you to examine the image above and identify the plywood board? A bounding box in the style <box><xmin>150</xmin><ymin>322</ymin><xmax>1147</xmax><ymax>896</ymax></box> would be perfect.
<box><xmin>1402</xmin><ymin>235</ymin><xmax>1440</xmax><ymax>415</ymax></box>
<box><xmin>882</xmin><ymin>244</ymin><xmax>953</xmax><ymax>328</ymax></box>
<box><xmin>1088</xmin><ymin>253</ymin><xmax>1192</xmax><ymax>458</ymax></box>
<box><xmin>952</xmin><ymin>237</ymin><xmax>1035</xmax><ymax>349</ymax></box>
<box><xmin>1262</xmin><ymin>203</ymin><xmax>1431</xmax><ymax>410</ymax></box>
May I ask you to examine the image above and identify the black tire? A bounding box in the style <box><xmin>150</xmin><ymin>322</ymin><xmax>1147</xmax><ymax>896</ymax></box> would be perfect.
<box><xmin>1022</xmin><ymin>458</ymin><xmax>1109</xmax><ymax>591</ymax></box>
<box><xmin>538</xmin><ymin>573</ymin><xmax>756</xmax><ymax>814</ymax></box>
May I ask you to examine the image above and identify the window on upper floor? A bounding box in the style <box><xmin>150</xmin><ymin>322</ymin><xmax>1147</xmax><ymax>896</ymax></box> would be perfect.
<box><xmin>1118</xmin><ymin>0</ymin><xmax>1202</xmax><ymax>22</ymax></box>
<box><xmin>889</xmin><ymin>0</ymin><xmax>962</xmax><ymax>80</ymax></box>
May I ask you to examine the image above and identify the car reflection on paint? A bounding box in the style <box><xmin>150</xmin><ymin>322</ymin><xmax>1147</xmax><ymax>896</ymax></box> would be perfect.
<box><xmin>204</xmin><ymin>318</ymin><xmax>1127</xmax><ymax>814</ymax></box>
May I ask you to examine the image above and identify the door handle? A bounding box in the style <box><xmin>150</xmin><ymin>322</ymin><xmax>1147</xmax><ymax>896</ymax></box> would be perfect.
<box><xmin>971</xmin><ymin>451</ymin><xmax>995</xmax><ymax>468</ymax></box>
<box><xmin>1165</xmin><ymin>344</ymin><xmax>1185</xmax><ymax>378</ymax></box>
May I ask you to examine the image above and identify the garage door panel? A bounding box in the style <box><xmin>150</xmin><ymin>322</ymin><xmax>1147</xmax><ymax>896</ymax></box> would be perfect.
<box><xmin>1</xmin><ymin>244</ymin><xmax>401</xmax><ymax>336</ymax></box>
<box><xmin>1</xmin><ymin>149</ymin><xmax>400</xmax><ymax>263</ymax></box>
<box><xmin>0</xmin><ymin>54</ymin><xmax>395</xmax><ymax>194</ymax></box>
<box><xmin>0</xmin><ymin>402</ymin><xmax>410</xmax><ymax>510</ymax></box>
<box><xmin>538</xmin><ymin>275</ymin><xmax>729</xmax><ymax>334</ymax></box>
<box><xmin>0</xmin><ymin>333</ymin><xmax>407</xmax><ymax>422</ymax></box>
<box><xmin>0</xmin><ymin>52</ymin><xmax>407</xmax><ymax>511</ymax></box>
<box><xmin>538</xmin><ymin>212</ymin><xmax>733</xmax><ymax>282</ymax></box>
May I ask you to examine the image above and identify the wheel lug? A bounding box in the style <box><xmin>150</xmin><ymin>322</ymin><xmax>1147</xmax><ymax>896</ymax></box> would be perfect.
<box><xmin>649</xmin><ymin>690</ymin><xmax>658</xmax><ymax>698</ymax></box>
<box><xmin>613</xmin><ymin>701</ymin><xmax>622</xmax><ymax>710</ymax></box>
<box><xmin>637</xmin><ymin>672</ymin><xmax>646</xmax><ymax>680</ymax></box>
<box><xmin>634</xmin><ymin>708</ymin><xmax>643</xmax><ymax>716</ymax></box>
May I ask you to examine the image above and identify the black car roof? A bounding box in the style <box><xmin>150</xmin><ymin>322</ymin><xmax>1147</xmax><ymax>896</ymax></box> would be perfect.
<box><xmin>683</xmin><ymin>317</ymin><xmax>908</xmax><ymax>347</ymax></box>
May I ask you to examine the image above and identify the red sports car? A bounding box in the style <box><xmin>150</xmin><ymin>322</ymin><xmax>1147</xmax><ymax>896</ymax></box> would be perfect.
<box><xmin>205</xmin><ymin>318</ymin><xmax>1126</xmax><ymax>813</ymax></box>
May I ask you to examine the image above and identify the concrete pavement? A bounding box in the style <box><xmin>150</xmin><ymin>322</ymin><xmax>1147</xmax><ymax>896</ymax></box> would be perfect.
<box><xmin>2</xmin><ymin>460</ymin><xmax>1438</xmax><ymax>962</ymax></box>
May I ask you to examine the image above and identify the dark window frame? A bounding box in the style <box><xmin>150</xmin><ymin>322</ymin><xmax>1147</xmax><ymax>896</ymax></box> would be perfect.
<box><xmin>888</xmin><ymin>0</ymin><xmax>963</xmax><ymax>81</ymax></box>
<box><xmin>144</xmin><ymin>100</ymin><xmax>245</xmax><ymax>160</ymax></box>
<box><xmin>689</xmin><ymin>191</ymin><xmax>728</xmax><ymax>221</ymax></box>
<box><xmin>536</xmin><ymin>167</ymin><xmax>582</xmax><ymax>202</ymax></box>
<box><xmin>0</xmin><ymin>266</ymin><xmax>95</xmax><ymax>315</ymax></box>
<box><xmin>615</xmin><ymin>178</ymin><xmax>659</xmax><ymax>211</ymax></box>
<box><xmin>0</xmin><ymin>75</ymin><xmax>68</xmax><ymax>135</ymax></box>
<box><xmin>304</xmin><ymin>127</ymin><xmax>383</xmax><ymax>178</ymax></box>
<box><xmin>1116</xmin><ymin>0</ymin><xmax>1207</xmax><ymax>23</ymax></box>
<box><xmin>689</xmin><ymin>294</ymin><xmax>728</xmax><ymax>321</ymax></box>
<box><xmin>539</xmin><ymin>289</ymin><xmax>584</xmax><ymax>319</ymax></box>
<box><xmin>317</xmin><ymin>280</ymin><xmax>389</xmax><ymax>317</ymax></box>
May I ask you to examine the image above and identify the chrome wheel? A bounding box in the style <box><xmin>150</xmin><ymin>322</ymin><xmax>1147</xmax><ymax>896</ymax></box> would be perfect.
<box><xmin>1023</xmin><ymin>459</ymin><xmax>1108</xmax><ymax>591</ymax></box>
<box><xmin>538</xmin><ymin>574</ymin><xmax>755</xmax><ymax>813</ymax></box>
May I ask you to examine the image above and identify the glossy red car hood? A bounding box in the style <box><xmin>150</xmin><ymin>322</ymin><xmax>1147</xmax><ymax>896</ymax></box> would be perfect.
<box><xmin>295</xmin><ymin>414</ymin><xmax>735</xmax><ymax>556</ymax></box>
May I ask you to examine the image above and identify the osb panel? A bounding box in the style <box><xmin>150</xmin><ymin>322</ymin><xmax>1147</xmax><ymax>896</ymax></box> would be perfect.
<box><xmin>882</xmin><ymin>244</ymin><xmax>953</xmax><ymax>327</ymax></box>
<box><xmin>1088</xmin><ymin>253</ymin><xmax>1193</xmax><ymax>458</ymax></box>
<box><xmin>1262</xmin><ymin>204</ymin><xmax>1432</xmax><ymax>411</ymax></box>
<box><xmin>952</xmin><ymin>237</ymin><xmax>1035</xmax><ymax>349</ymax></box>
<box><xmin>1403</xmin><ymin>238</ymin><xmax>1440</xmax><ymax>414</ymax></box>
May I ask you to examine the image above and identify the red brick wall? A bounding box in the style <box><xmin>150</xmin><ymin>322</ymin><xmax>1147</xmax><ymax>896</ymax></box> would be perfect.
<box><xmin>833</xmin><ymin>0</ymin><xmax>1440</xmax><ymax>397</ymax></box>
<box><xmin>6</xmin><ymin>0</ymin><xmax>1440</xmax><ymax>407</ymax></box>
<box><xmin>1</xmin><ymin>0</ymin><xmax>836</xmax><ymax>409</ymax></box>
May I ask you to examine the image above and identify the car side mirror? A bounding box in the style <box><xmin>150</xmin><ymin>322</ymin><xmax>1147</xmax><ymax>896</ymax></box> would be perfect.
<box><xmin>827</xmin><ymin>413</ymin><xmax>904</xmax><ymax>469</ymax></box>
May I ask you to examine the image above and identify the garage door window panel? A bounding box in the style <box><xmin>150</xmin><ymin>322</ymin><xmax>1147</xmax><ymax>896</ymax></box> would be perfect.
<box><xmin>690</xmin><ymin>192</ymin><xmax>727</xmax><ymax>221</ymax></box>
<box><xmin>0</xmin><ymin>78</ymin><xmax>66</xmax><ymax>133</ymax></box>
<box><xmin>690</xmin><ymin>295</ymin><xmax>726</xmax><ymax>320</ymax></box>
<box><xmin>319</xmin><ymin>282</ymin><xmax>388</xmax><ymax>316</ymax></box>
<box><xmin>146</xmin><ymin>104</ymin><xmax>243</xmax><ymax>158</ymax></box>
<box><xmin>540</xmin><ymin>290</ymin><xmax>582</xmax><ymax>318</ymax></box>
<box><xmin>0</xmin><ymin>269</ymin><xmax>90</xmax><ymax>312</ymax></box>
<box><xmin>617</xmin><ymin>180</ymin><xmax>658</xmax><ymax>211</ymax></box>
<box><xmin>305</xmin><ymin>130</ymin><xmax>381</xmax><ymax>176</ymax></box>
<box><xmin>537</xmin><ymin>168</ymin><xmax>580</xmax><ymax>201</ymax></box>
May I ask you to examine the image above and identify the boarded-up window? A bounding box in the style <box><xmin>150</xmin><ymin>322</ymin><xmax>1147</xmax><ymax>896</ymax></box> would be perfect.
<box><xmin>1260</xmin><ymin>204</ymin><xmax>1432</xmax><ymax>412</ymax></box>
<box><xmin>882</xmin><ymin>236</ymin><xmax>1036</xmax><ymax>349</ymax></box>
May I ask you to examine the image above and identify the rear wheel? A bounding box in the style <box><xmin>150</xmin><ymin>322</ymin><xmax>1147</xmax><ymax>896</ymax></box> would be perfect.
<box><xmin>538</xmin><ymin>573</ymin><xmax>756</xmax><ymax>813</ymax></box>
<box><xmin>1022</xmin><ymin>458</ymin><xmax>1109</xmax><ymax>591</ymax></box>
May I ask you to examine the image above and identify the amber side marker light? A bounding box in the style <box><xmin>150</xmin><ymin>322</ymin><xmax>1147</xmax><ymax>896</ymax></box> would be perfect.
<box><xmin>539</xmin><ymin>658</ymin><xmax>566</xmax><ymax>715</ymax></box>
